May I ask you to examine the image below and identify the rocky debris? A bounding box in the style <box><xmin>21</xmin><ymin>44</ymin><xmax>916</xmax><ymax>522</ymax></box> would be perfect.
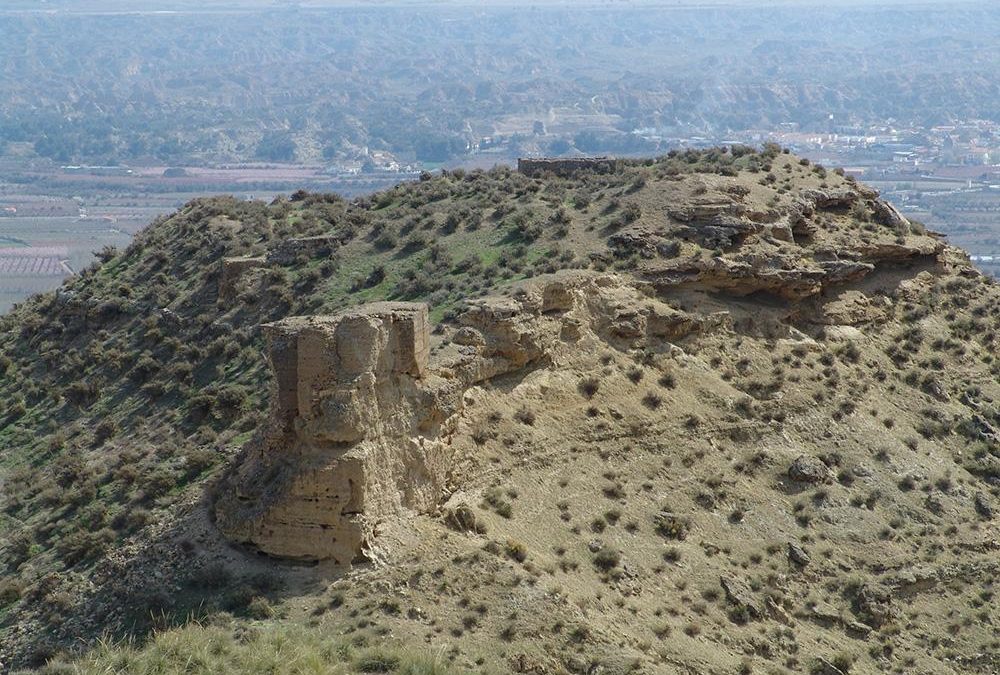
<box><xmin>219</xmin><ymin>256</ymin><xmax>265</xmax><ymax>301</ymax></box>
<box><xmin>974</xmin><ymin>492</ymin><xmax>994</xmax><ymax>520</ymax></box>
<box><xmin>853</xmin><ymin>583</ymin><xmax>894</xmax><ymax>628</ymax></box>
<box><xmin>788</xmin><ymin>542</ymin><xmax>811</xmax><ymax>567</ymax></box>
<box><xmin>720</xmin><ymin>576</ymin><xmax>764</xmax><ymax>619</ymax></box>
<box><xmin>607</xmin><ymin>226</ymin><xmax>662</xmax><ymax>258</ymax></box>
<box><xmin>787</xmin><ymin>455</ymin><xmax>833</xmax><ymax>484</ymax></box>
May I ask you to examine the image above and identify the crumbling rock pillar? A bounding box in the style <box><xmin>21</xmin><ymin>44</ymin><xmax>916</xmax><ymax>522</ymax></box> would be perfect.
<box><xmin>215</xmin><ymin>302</ymin><xmax>449</xmax><ymax>564</ymax></box>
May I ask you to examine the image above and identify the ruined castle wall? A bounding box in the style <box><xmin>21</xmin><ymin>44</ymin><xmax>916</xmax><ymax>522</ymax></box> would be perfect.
<box><xmin>219</xmin><ymin>256</ymin><xmax>265</xmax><ymax>301</ymax></box>
<box><xmin>216</xmin><ymin>303</ymin><xmax>441</xmax><ymax>563</ymax></box>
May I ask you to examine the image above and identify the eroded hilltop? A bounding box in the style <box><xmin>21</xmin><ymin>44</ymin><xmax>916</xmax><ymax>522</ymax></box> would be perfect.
<box><xmin>1</xmin><ymin>148</ymin><xmax>998</xmax><ymax>674</ymax></box>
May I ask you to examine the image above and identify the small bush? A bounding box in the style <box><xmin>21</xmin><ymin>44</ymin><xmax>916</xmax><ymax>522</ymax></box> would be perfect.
<box><xmin>504</xmin><ymin>540</ymin><xmax>528</xmax><ymax>563</ymax></box>
<box><xmin>514</xmin><ymin>408</ymin><xmax>536</xmax><ymax>426</ymax></box>
<box><xmin>246</xmin><ymin>596</ymin><xmax>274</xmax><ymax>619</ymax></box>
<box><xmin>592</xmin><ymin>546</ymin><xmax>621</xmax><ymax>571</ymax></box>
<box><xmin>654</xmin><ymin>512</ymin><xmax>690</xmax><ymax>541</ymax></box>
<box><xmin>0</xmin><ymin>578</ymin><xmax>23</xmax><ymax>606</ymax></box>
<box><xmin>482</xmin><ymin>488</ymin><xmax>513</xmax><ymax>519</ymax></box>
<box><xmin>578</xmin><ymin>377</ymin><xmax>600</xmax><ymax>399</ymax></box>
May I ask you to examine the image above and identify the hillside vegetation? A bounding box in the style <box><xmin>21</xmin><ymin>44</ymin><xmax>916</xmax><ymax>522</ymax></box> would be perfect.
<box><xmin>1</xmin><ymin>147</ymin><xmax>998</xmax><ymax>674</ymax></box>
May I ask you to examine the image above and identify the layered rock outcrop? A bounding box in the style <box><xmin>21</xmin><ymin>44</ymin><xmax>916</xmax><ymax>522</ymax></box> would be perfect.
<box><xmin>640</xmin><ymin>235</ymin><xmax>943</xmax><ymax>301</ymax></box>
<box><xmin>668</xmin><ymin>199</ymin><xmax>763</xmax><ymax>249</ymax></box>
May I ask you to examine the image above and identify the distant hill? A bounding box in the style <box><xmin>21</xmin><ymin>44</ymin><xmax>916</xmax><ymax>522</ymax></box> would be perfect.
<box><xmin>2</xmin><ymin>4</ymin><xmax>1000</xmax><ymax>165</ymax></box>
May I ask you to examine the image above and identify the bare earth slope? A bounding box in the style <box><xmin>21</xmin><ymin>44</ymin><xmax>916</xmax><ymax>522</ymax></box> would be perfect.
<box><xmin>1</xmin><ymin>148</ymin><xmax>998</xmax><ymax>674</ymax></box>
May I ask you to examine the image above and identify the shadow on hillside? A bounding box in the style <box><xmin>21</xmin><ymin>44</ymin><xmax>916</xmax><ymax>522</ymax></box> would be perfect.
<box><xmin>49</xmin><ymin>479</ymin><xmax>353</xmax><ymax>663</ymax></box>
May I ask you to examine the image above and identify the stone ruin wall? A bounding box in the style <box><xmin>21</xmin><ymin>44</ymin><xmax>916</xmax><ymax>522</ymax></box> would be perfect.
<box><xmin>215</xmin><ymin>303</ymin><xmax>449</xmax><ymax>564</ymax></box>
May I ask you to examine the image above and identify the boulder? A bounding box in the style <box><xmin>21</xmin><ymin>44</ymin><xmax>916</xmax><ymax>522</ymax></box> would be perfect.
<box><xmin>871</xmin><ymin>199</ymin><xmax>910</xmax><ymax>230</ymax></box>
<box><xmin>788</xmin><ymin>542</ymin><xmax>811</xmax><ymax>567</ymax></box>
<box><xmin>720</xmin><ymin>576</ymin><xmax>764</xmax><ymax>619</ymax></box>
<box><xmin>787</xmin><ymin>455</ymin><xmax>833</xmax><ymax>484</ymax></box>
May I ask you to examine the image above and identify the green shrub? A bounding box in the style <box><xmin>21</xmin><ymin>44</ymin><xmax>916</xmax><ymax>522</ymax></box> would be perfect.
<box><xmin>0</xmin><ymin>578</ymin><xmax>23</xmax><ymax>606</ymax></box>
<box><xmin>592</xmin><ymin>546</ymin><xmax>621</xmax><ymax>571</ymax></box>
<box><xmin>654</xmin><ymin>512</ymin><xmax>690</xmax><ymax>540</ymax></box>
<box><xmin>356</xmin><ymin>652</ymin><xmax>402</xmax><ymax>673</ymax></box>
